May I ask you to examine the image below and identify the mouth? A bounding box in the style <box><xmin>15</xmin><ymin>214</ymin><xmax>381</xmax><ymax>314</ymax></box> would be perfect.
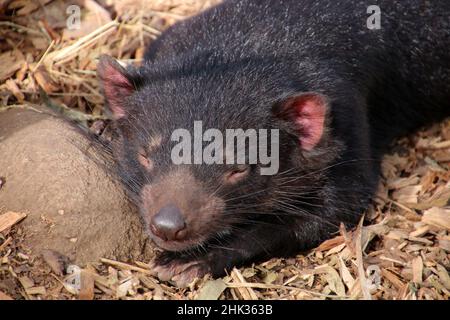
<box><xmin>147</xmin><ymin>228</ymin><xmax>209</xmax><ymax>252</ymax></box>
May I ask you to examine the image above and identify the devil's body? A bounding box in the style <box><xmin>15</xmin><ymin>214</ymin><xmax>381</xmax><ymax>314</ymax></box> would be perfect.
<box><xmin>97</xmin><ymin>0</ymin><xmax>450</xmax><ymax>283</ymax></box>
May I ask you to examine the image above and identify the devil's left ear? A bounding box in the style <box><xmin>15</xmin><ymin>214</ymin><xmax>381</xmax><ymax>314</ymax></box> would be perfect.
<box><xmin>272</xmin><ymin>92</ymin><xmax>328</xmax><ymax>151</ymax></box>
<box><xmin>97</xmin><ymin>55</ymin><xmax>135</xmax><ymax>120</ymax></box>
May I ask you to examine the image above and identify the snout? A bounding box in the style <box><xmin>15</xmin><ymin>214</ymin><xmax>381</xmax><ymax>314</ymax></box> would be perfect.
<box><xmin>147</xmin><ymin>203</ymin><xmax>212</xmax><ymax>252</ymax></box>
<box><xmin>150</xmin><ymin>204</ymin><xmax>187</xmax><ymax>241</ymax></box>
<box><xmin>140</xmin><ymin>171</ymin><xmax>226</xmax><ymax>251</ymax></box>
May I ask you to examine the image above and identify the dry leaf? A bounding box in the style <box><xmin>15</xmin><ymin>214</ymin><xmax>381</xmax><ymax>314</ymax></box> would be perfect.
<box><xmin>435</xmin><ymin>264</ymin><xmax>450</xmax><ymax>290</ymax></box>
<box><xmin>262</xmin><ymin>272</ymin><xmax>278</xmax><ymax>285</ymax></box>
<box><xmin>196</xmin><ymin>279</ymin><xmax>227</xmax><ymax>300</ymax></box>
<box><xmin>315</xmin><ymin>265</ymin><xmax>346</xmax><ymax>297</ymax></box>
<box><xmin>338</xmin><ymin>256</ymin><xmax>355</xmax><ymax>291</ymax></box>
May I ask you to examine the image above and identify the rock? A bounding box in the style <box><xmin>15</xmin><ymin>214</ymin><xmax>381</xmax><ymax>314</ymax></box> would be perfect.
<box><xmin>0</xmin><ymin>106</ymin><xmax>153</xmax><ymax>264</ymax></box>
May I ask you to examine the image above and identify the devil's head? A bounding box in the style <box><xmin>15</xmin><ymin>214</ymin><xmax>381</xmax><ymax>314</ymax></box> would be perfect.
<box><xmin>97</xmin><ymin>54</ymin><xmax>338</xmax><ymax>252</ymax></box>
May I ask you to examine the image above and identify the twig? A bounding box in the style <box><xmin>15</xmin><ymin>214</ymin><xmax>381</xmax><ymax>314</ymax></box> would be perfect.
<box><xmin>0</xmin><ymin>22</ymin><xmax>43</xmax><ymax>36</ymax></box>
<box><xmin>32</xmin><ymin>40</ymin><xmax>55</xmax><ymax>72</ymax></box>
<box><xmin>355</xmin><ymin>216</ymin><xmax>372</xmax><ymax>300</ymax></box>
<box><xmin>100</xmin><ymin>258</ymin><xmax>155</xmax><ymax>275</ymax></box>
<box><xmin>46</xmin><ymin>20</ymin><xmax>119</xmax><ymax>64</ymax></box>
<box><xmin>225</xmin><ymin>282</ymin><xmax>348</xmax><ymax>299</ymax></box>
<box><xmin>40</xmin><ymin>88</ymin><xmax>106</xmax><ymax>121</ymax></box>
<box><xmin>230</xmin><ymin>268</ymin><xmax>258</xmax><ymax>300</ymax></box>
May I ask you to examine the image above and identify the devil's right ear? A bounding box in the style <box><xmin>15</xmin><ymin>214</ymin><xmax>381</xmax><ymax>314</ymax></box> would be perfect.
<box><xmin>272</xmin><ymin>92</ymin><xmax>328</xmax><ymax>151</ymax></box>
<box><xmin>97</xmin><ymin>55</ymin><xmax>135</xmax><ymax>120</ymax></box>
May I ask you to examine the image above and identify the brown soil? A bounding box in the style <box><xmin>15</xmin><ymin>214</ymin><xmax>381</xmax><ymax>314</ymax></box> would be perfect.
<box><xmin>0</xmin><ymin>106</ymin><xmax>153</xmax><ymax>264</ymax></box>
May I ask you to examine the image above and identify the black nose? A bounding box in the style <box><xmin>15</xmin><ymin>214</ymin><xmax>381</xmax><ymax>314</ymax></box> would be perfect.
<box><xmin>150</xmin><ymin>205</ymin><xmax>186</xmax><ymax>241</ymax></box>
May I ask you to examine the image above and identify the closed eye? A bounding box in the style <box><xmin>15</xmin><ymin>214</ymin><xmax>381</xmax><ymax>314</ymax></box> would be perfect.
<box><xmin>137</xmin><ymin>147</ymin><xmax>153</xmax><ymax>170</ymax></box>
<box><xmin>224</xmin><ymin>165</ymin><xmax>250</xmax><ymax>184</ymax></box>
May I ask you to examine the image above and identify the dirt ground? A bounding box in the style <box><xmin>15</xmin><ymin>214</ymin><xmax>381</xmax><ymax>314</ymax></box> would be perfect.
<box><xmin>0</xmin><ymin>0</ymin><xmax>449</xmax><ymax>300</ymax></box>
<box><xmin>0</xmin><ymin>106</ymin><xmax>154</xmax><ymax>265</ymax></box>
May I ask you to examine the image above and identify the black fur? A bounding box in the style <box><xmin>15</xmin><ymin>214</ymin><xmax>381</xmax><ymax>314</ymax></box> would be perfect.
<box><xmin>101</xmin><ymin>0</ymin><xmax>450</xmax><ymax>280</ymax></box>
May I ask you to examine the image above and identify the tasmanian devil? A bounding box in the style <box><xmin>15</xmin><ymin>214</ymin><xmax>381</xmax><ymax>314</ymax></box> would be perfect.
<box><xmin>96</xmin><ymin>0</ymin><xmax>450</xmax><ymax>285</ymax></box>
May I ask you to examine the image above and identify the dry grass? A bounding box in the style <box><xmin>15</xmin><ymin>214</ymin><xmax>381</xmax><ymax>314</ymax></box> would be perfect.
<box><xmin>0</xmin><ymin>0</ymin><xmax>449</xmax><ymax>300</ymax></box>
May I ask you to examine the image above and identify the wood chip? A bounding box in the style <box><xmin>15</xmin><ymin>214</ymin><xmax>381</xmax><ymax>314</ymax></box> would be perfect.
<box><xmin>0</xmin><ymin>50</ymin><xmax>25</xmax><ymax>82</ymax></box>
<box><xmin>79</xmin><ymin>270</ymin><xmax>95</xmax><ymax>300</ymax></box>
<box><xmin>325</xmin><ymin>243</ymin><xmax>346</xmax><ymax>257</ymax></box>
<box><xmin>33</xmin><ymin>66</ymin><xmax>59</xmax><ymax>93</ymax></box>
<box><xmin>5</xmin><ymin>79</ymin><xmax>25</xmax><ymax>102</ymax></box>
<box><xmin>315</xmin><ymin>236</ymin><xmax>345</xmax><ymax>252</ymax></box>
<box><xmin>412</xmin><ymin>256</ymin><xmax>423</xmax><ymax>284</ymax></box>
<box><xmin>381</xmin><ymin>269</ymin><xmax>405</xmax><ymax>290</ymax></box>
<box><xmin>0</xmin><ymin>211</ymin><xmax>27</xmax><ymax>233</ymax></box>
<box><xmin>392</xmin><ymin>185</ymin><xmax>422</xmax><ymax>204</ymax></box>
<box><xmin>18</xmin><ymin>276</ymin><xmax>34</xmax><ymax>289</ymax></box>
<box><xmin>422</xmin><ymin>207</ymin><xmax>450</xmax><ymax>231</ymax></box>
<box><xmin>409</xmin><ymin>226</ymin><xmax>430</xmax><ymax>238</ymax></box>
<box><xmin>409</xmin><ymin>184</ymin><xmax>450</xmax><ymax>210</ymax></box>
<box><xmin>387</xmin><ymin>176</ymin><xmax>420</xmax><ymax>190</ymax></box>
<box><xmin>438</xmin><ymin>238</ymin><xmax>450</xmax><ymax>252</ymax></box>
<box><xmin>116</xmin><ymin>279</ymin><xmax>133</xmax><ymax>298</ymax></box>
<box><xmin>25</xmin><ymin>286</ymin><xmax>47</xmax><ymax>296</ymax></box>
<box><xmin>0</xmin><ymin>237</ymin><xmax>12</xmax><ymax>252</ymax></box>
<box><xmin>408</xmin><ymin>236</ymin><xmax>434</xmax><ymax>246</ymax></box>
<box><xmin>0</xmin><ymin>291</ymin><xmax>13</xmax><ymax>300</ymax></box>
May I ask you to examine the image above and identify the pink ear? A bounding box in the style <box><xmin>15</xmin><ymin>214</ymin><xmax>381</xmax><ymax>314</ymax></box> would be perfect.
<box><xmin>97</xmin><ymin>55</ymin><xmax>134</xmax><ymax>119</ymax></box>
<box><xmin>275</xmin><ymin>93</ymin><xmax>327</xmax><ymax>151</ymax></box>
